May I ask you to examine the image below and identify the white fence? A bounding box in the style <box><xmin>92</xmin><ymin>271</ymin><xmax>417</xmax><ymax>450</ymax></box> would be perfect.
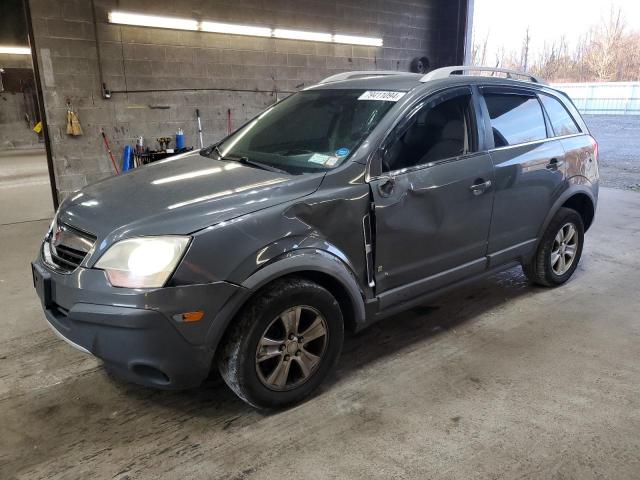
<box><xmin>552</xmin><ymin>82</ymin><xmax>640</xmax><ymax>115</ymax></box>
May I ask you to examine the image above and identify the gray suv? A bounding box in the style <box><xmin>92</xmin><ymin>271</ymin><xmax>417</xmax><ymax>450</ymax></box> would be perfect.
<box><xmin>32</xmin><ymin>66</ymin><xmax>599</xmax><ymax>408</ymax></box>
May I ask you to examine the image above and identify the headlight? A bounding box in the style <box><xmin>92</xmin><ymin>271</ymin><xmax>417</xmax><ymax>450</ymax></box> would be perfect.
<box><xmin>94</xmin><ymin>236</ymin><xmax>190</xmax><ymax>288</ymax></box>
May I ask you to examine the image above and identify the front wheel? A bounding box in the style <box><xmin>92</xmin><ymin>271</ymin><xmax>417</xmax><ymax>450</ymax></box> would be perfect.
<box><xmin>218</xmin><ymin>277</ymin><xmax>344</xmax><ymax>409</ymax></box>
<box><xmin>523</xmin><ymin>207</ymin><xmax>585</xmax><ymax>287</ymax></box>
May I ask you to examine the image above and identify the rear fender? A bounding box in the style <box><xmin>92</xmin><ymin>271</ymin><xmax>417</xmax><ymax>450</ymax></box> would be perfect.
<box><xmin>530</xmin><ymin>181</ymin><xmax>597</xmax><ymax>260</ymax></box>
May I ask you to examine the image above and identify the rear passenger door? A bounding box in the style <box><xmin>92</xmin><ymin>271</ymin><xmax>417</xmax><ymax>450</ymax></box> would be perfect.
<box><xmin>479</xmin><ymin>87</ymin><xmax>567</xmax><ymax>264</ymax></box>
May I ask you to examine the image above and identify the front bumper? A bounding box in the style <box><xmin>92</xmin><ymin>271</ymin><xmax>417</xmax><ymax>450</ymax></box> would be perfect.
<box><xmin>32</xmin><ymin>256</ymin><xmax>243</xmax><ymax>389</ymax></box>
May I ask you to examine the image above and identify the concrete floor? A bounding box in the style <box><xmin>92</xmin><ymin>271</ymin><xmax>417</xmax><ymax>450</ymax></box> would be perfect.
<box><xmin>0</xmin><ymin>149</ymin><xmax>54</xmax><ymax>225</ymax></box>
<box><xmin>1</xmin><ymin>186</ymin><xmax>639</xmax><ymax>479</ymax></box>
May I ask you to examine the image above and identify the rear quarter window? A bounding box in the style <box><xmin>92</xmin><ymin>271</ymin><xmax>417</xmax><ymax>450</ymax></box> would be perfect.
<box><xmin>540</xmin><ymin>94</ymin><xmax>581</xmax><ymax>136</ymax></box>
<box><xmin>484</xmin><ymin>93</ymin><xmax>547</xmax><ymax>147</ymax></box>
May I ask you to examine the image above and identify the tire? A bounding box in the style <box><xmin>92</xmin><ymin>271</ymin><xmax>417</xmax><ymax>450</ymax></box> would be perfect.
<box><xmin>410</xmin><ymin>56</ymin><xmax>431</xmax><ymax>74</ymax></box>
<box><xmin>523</xmin><ymin>207</ymin><xmax>585</xmax><ymax>287</ymax></box>
<box><xmin>218</xmin><ymin>277</ymin><xmax>344</xmax><ymax>409</ymax></box>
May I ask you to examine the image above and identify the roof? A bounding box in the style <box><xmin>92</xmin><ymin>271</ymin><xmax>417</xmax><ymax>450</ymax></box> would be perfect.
<box><xmin>307</xmin><ymin>73</ymin><xmax>423</xmax><ymax>91</ymax></box>
<box><xmin>307</xmin><ymin>68</ymin><xmax>551</xmax><ymax>93</ymax></box>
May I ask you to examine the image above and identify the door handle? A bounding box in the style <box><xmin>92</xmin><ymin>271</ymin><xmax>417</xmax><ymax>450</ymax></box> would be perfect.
<box><xmin>470</xmin><ymin>179</ymin><xmax>492</xmax><ymax>196</ymax></box>
<box><xmin>377</xmin><ymin>175</ymin><xmax>396</xmax><ymax>197</ymax></box>
<box><xmin>546</xmin><ymin>158</ymin><xmax>564</xmax><ymax>171</ymax></box>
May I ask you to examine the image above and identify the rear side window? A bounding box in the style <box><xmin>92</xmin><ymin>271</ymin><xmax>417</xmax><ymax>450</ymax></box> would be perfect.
<box><xmin>540</xmin><ymin>94</ymin><xmax>580</xmax><ymax>136</ymax></box>
<box><xmin>484</xmin><ymin>93</ymin><xmax>547</xmax><ymax>147</ymax></box>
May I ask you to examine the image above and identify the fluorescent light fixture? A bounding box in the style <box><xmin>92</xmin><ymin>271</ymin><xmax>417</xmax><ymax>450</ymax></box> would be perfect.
<box><xmin>108</xmin><ymin>11</ymin><xmax>198</xmax><ymax>31</ymax></box>
<box><xmin>107</xmin><ymin>11</ymin><xmax>383</xmax><ymax>46</ymax></box>
<box><xmin>273</xmin><ymin>28</ymin><xmax>332</xmax><ymax>42</ymax></box>
<box><xmin>201</xmin><ymin>21</ymin><xmax>271</xmax><ymax>37</ymax></box>
<box><xmin>333</xmin><ymin>34</ymin><xmax>383</xmax><ymax>47</ymax></box>
<box><xmin>0</xmin><ymin>46</ymin><xmax>31</xmax><ymax>55</ymax></box>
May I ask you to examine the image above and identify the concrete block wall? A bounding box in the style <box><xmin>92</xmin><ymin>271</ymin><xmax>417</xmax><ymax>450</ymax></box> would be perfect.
<box><xmin>0</xmin><ymin>53</ymin><xmax>43</xmax><ymax>149</ymax></box>
<box><xmin>28</xmin><ymin>0</ymin><xmax>466</xmax><ymax>200</ymax></box>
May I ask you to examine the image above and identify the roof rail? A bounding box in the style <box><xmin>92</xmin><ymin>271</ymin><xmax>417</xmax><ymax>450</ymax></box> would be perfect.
<box><xmin>319</xmin><ymin>70</ymin><xmax>409</xmax><ymax>84</ymax></box>
<box><xmin>420</xmin><ymin>66</ymin><xmax>546</xmax><ymax>85</ymax></box>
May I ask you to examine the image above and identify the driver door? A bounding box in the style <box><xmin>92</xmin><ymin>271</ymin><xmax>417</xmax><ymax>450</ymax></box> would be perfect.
<box><xmin>369</xmin><ymin>87</ymin><xmax>495</xmax><ymax>303</ymax></box>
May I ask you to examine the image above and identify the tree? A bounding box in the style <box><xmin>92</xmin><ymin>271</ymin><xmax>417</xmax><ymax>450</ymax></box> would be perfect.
<box><xmin>471</xmin><ymin>31</ymin><xmax>489</xmax><ymax>66</ymax></box>
<box><xmin>520</xmin><ymin>27</ymin><xmax>531</xmax><ymax>71</ymax></box>
<box><xmin>531</xmin><ymin>37</ymin><xmax>571</xmax><ymax>81</ymax></box>
<box><xmin>584</xmin><ymin>7</ymin><xmax>625</xmax><ymax>81</ymax></box>
<box><xmin>469</xmin><ymin>6</ymin><xmax>640</xmax><ymax>82</ymax></box>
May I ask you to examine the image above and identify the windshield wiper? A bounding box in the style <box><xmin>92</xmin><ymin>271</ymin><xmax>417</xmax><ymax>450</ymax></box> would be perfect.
<box><xmin>212</xmin><ymin>144</ymin><xmax>224</xmax><ymax>159</ymax></box>
<box><xmin>199</xmin><ymin>143</ymin><xmax>222</xmax><ymax>158</ymax></box>
<box><xmin>218</xmin><ymin>154</ymin><xmax>288</xmax><ymax>174</ymax></box>
<box><xmin>202</xmin><ymin>145</ymin><xmax>289</xmax><ymax>174</ymax></box>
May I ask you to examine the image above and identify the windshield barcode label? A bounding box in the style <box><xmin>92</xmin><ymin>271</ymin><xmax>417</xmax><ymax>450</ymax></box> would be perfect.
<box><xmin>358</xmin><ymin>91</ymin><xmax>406</xmax><ymax>102</ymax></box>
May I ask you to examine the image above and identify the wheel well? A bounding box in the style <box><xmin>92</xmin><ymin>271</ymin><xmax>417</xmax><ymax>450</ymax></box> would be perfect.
<box><xmin>234</xmin><ymin>271</ymin><xmax>360</xmax><ymax>333</ymax></box>
<box><xmin>284</xmin><ymin>271</ymin><xmax>359</xmax><ymax>332</ymax></box>
<box><xmin>562</xmin><ymin>193</ymin><xmax>595</xmax><ymax>231</ymax></box>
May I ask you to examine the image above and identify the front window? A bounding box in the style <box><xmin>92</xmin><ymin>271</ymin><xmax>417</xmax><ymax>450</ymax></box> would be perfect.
<box><xmin>382</xmin><ymin>90</ymin><xmax>475</xmax><ymax>172</ymax></box>
<box><xmin>206</xmin><ymin>89</ymin><xmax>398</xmax><ymax>174</ymax></box>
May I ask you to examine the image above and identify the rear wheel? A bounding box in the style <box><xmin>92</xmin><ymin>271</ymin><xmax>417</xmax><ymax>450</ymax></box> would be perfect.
<box><xmin>218</xmin><ymin>277</ymin><xmax>343</xmax><ymax>409</ymax></box>
<box><xmin>523</xmin><ymin>207</ymin><xmax>584</xmax><ymax>287</ymax></box>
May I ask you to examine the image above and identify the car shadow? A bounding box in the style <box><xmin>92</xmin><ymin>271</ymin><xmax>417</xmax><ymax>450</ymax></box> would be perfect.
<box><xmin>337</xmin><ymin>266</ymin><xmax>534</xmax><ymax>375</ymax></box>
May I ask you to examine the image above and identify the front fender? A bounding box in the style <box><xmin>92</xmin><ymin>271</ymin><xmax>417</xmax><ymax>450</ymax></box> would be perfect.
<box><xmin>205</xmin><ymin>248</ymin><xmax>367</xmax><ymax>352</ymax></box>
<box><xmin>226</xmin><ymin>234</ymin><xmax>362</xmax><ymax>288</ymax></box>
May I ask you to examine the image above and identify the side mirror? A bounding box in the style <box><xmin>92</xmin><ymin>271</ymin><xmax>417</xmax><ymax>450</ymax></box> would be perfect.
<box><xmin>377</xmin><ymin>175</ymin><xmax>396</xmax><ymax>197</ymax></box>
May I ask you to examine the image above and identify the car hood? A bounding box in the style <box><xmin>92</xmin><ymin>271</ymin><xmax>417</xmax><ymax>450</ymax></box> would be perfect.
<box><xmin>57</xmin><ymin>151</ymin><xmax>324</xmax><ymax>242</ymax></box>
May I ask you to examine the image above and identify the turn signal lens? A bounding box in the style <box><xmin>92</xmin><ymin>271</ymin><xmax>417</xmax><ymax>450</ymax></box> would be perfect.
<box><xmin>172</xmin><ymin>311</ymin><xmax>205</xmax><ymax>322</ymax></box>
<box><xmin>182</xmin><ymin>311</ymin><xmax>205</xmax><ymax>322</ymax></box>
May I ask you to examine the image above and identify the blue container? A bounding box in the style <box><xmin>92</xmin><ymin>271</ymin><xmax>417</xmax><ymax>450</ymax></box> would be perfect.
<box><xmin>176</xmin><ymin>128</ymin><xmax>185</xmax><ymax>149</ymax></box>
<box><xmin>121</xmin><ymin>144</ymin><xmax>134</xmax><ymax>172</ymax></box>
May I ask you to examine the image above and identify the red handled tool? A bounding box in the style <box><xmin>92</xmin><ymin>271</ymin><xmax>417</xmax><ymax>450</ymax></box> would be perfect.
<box><xmin>101</xmin><ymin>128</ymin><xmax>120</xmax><ymax>174</ymax></box>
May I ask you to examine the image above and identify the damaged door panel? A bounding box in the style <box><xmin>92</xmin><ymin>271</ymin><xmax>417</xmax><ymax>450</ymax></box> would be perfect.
<box><xmin>370</xmin><ymin>154</ymin><xmax>494</xmax><ymax>295</ymax></box>
<box><xmin>368</xmin><ymin>86</ymin><xmax>495</xmax><ymax>297</ymax></box>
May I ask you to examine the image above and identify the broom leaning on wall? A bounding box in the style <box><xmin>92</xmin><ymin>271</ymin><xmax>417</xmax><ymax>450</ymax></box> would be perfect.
<box><xmin>66</xmin><ymin>100</ymin><xmax>83</xmax><ymax>136</ymax></box>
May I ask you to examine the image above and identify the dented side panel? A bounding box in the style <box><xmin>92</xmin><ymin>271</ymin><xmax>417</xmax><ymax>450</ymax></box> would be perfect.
<box><xmin>562</xmin><ymin>134</ymin><xmax>600</xmax><ymax>188</ymax></box>
<box><xmin>172</xmin><ymin>162</ymin><xmax>373</xmax><ymax>297</ymax></box>
<box><xmin>370</xmin><ymin>153</ymin><xmax>495</xmax><ymax>293</ymax></box>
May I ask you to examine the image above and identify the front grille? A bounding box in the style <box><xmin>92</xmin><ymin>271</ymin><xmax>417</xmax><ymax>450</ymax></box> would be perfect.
<box><xmin>51</xmin><ymin>244</ymin><xmax>86</xmax><ymax>270</ymax></box>
<box><xmin>42</xmin><ymin>220</ymin><xmax>96</xmax><ymax>273</ymax></box>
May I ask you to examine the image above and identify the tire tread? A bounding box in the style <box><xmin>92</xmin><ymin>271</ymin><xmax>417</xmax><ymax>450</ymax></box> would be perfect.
<box><xmin>523</xmin><ymin>207</ymin><xmax>584</xmax><ymax>287</ymax></box>
<box><xmin>218</xmin><ymin>277</ymin><xmax>342</xmax><ymax>409</ymax></box>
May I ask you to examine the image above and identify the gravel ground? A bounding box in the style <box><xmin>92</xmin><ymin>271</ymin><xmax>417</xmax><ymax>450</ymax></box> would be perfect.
<box><xmin>584</xmin><ymin>115</ymin><xmax>640</xmax><ymax>191</ymax></box>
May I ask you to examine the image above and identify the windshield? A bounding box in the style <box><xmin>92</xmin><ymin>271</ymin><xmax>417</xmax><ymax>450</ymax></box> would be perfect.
<box><xmin>205</xmin><ymin>89</ymin><xmax>399</xmax><ymax>174</ymax></box>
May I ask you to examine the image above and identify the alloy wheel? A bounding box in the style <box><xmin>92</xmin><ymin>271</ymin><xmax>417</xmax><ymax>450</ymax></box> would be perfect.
<box><xmin>551</xmin><ymin>222</ymin><xmax>579</xmax><ymax>275</ymax></box>
<box><xmin>255</xmin><ymin>306</ymin><xmax>328</xmax><ymax>391</ymax></box>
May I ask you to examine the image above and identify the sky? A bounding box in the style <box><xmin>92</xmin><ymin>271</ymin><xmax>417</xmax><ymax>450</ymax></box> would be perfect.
<box><xmin>472</xmin><ymin>0</ymin><xmax>640</xmax><ymax>62</ymax></box>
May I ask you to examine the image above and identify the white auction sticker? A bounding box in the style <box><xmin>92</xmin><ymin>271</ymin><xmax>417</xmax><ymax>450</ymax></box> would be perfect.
<box><xmin>325</xmin><ymin>156</ymin><xmax>339</xmax><ymax>167</ymax></box>
<box><xmin>358</xmin><ymin>91</ymin><xmax>406</xmax><ymax>102</ymax></box>
<box><xmin>308</xmin><ymin>153</ymin><xmax>330</xmax><ymax>164</ymax></box>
